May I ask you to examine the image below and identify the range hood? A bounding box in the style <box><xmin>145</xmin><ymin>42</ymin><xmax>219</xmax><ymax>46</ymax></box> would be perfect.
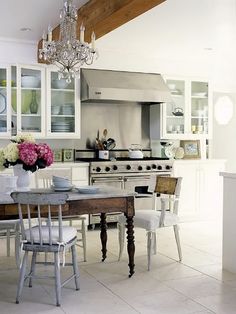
<box><xmin>81</xmin><ymin>69</ymin><xmax>172</xmax><ymax>103</ymax></box>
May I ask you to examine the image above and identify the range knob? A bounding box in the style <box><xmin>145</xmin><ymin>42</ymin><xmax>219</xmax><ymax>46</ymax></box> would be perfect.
<box><xmin>113</xmin><ymin>165</ymin><xmax>118</xmax><ymax>171</ymax></box>
<box><xmin>152</xmin><ymin>164</ymin><xmax>157</xmax><ymax>169</ymax></box>
<box><xmin>157</xmin><ymin>165</ymin><xmax>162</xmax><ymax>170</ymax></box>
<box><xmin>166</xmin><ymin>165</ymin><xmax>171</xmax><ymax>170</ymax></box>
<box><xmin>105</xmin><ymin>166</ymin><xmax>110</xmax><ymax>172</ymax></box>
<box><xmin>146</xmin><ymin>165</ymin><xmax>151</xmax><ymax>170</ymax></box>
<box><xmin>96</xmin><ymin>167</ymin><xmax>101</xmax><ymax>172</ymax></box>
<box><xmin>126</xmin><ymin>165</ymin><xmax>131</xmax><ymax>170</ymax></box>
<box><xmin>138</xmin><ymin>166</ymin><xmax>143</xmax><ymax>171</ymax></box>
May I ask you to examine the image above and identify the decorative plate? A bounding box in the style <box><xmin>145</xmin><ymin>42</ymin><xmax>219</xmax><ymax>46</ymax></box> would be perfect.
<box><xmin>0</xmin><ymin>92</ymin><xmax>6</xmax><ymax>114</ymax></box>
<box><xmin>164</xmin><ymin>146</ymin><xmax>176</xmax><ymax>159</ymax></box>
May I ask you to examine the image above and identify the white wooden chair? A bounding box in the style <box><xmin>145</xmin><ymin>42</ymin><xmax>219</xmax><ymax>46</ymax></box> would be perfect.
<box><xmin>11</xmin><ymin>191</ymin><xmax>80</xmax><ymax>307</ymax></box>
<box><xmin>35</xmin><ymin>168</ymin><xmax>87</xmax><ymax>261</ymax></box>
<box><xmin>0</xmin><ymin>220</ymin><xmax>21</xmax><ymax>267</ymax></box>
<box><xmin>117</xmin><ymin>176</ymin><xmax>182</xmax><ymax>270</ymax></box>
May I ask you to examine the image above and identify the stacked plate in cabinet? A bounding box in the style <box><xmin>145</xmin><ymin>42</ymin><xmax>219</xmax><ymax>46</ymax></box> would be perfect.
<box><xmin>61</xmin><ymin>104</ymin><xmax>74</xmax><ymax>115</ymax></box>
<box><xmin>51</xmin><ymin>121</ymin><xmax>71</xmax><ymax>132</ymax></box>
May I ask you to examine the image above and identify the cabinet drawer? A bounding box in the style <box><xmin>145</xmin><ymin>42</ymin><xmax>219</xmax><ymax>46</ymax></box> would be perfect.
<box><xmin>72</xmin><ymin>167</ymin><xmax>89</xmax><ymax>181</ymax></box>
<box><xmin>73</xmin><ymin>180</ymin><xmax>88</xmax><ymax>186</ymax></box>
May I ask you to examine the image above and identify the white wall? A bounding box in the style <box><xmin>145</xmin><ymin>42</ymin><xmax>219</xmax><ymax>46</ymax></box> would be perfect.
<box><xmin>0</xmin><ymin>38</ymin><xmax>36</xmax><ymax>64</ymax></box>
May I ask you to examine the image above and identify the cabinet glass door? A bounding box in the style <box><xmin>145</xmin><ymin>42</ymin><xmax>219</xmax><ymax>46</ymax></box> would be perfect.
<box><xmin>48</xmin><ymin>71</ymin><xmax>76</xmax><ymax>136</ymax></box>
<box><xmin>0</xmin><ymin>67</ymin><xmax>11</xmax><ymax>136</ymax></box>
<box><xmin>165</xmin><ymin>79</ymin><xmax>186</xmax><ymax>135</ymax></box>
<box><xmin>191</xmin><ymin>81</ymin><xmax>208</xmax><ymax>135</ymax></box>
<box><xmin>14</xmin><ymin>65</ymin><xmax>45</xmax><ymax>136</ymax></box>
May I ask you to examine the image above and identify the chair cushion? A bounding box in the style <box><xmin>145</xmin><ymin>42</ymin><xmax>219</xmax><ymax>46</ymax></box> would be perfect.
<box><xmin>25</xmin><ymin>226</ymin><xmax>77</xmax><ymax>244</ymax></box>
<box><xmin>118</xmin><ymin>210</ymin><xmax>179</xmax><ymax>231</ymax></box>
<box><xmin>0</xmin><ymin>220</ymin><xmax>20</xmax><ymax>230</ymax></box>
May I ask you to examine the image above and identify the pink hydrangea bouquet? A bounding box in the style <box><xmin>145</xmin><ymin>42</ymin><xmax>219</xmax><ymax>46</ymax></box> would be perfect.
<box><xmin>0</xmin><ymin>134</ymin><xmax>53</xmax><ymax>172</ymax></box>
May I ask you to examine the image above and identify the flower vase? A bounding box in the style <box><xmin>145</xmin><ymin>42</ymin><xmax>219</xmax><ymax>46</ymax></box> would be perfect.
<box><xmin>13</xmin><ymin>164</ymin><xmax>31</xmax><ymax>191</ymax></box>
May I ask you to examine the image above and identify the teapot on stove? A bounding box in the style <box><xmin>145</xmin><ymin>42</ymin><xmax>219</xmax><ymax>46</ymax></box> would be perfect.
<box><xmin>128</xmin><ymin>144</ymin><xmax>144</xmax><ymax>159</ymax></box>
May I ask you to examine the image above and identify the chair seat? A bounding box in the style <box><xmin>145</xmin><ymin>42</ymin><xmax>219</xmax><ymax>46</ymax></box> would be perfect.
<box><xmin>118</xmin><ymin>210</ymin><xmax>179</xmax><ymax>231</ymax></box>
<box><xmin>25</xmin><ymin>226</ymin><xmax>77</xmax><ymax>244</ymax></box>
<box><xmin>0</xmin><ymin>220</ymin><xmax>19</xmax><ymax>230</ymax></box>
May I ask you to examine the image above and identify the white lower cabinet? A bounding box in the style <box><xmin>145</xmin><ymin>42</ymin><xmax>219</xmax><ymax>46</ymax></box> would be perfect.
<box><xmin>33</xmin><ymin>162</ymin><xmax>89</xmax><ymax>187</ymax></box>
<box><xmin>3</xmin><ymin>162</ymin><xmax>89</xmax><ymax>187</ymax></box>
<box><xmin>172</xmin><ymin>160</ymin><xmax>225</xmax><ymax>220</ymax></box>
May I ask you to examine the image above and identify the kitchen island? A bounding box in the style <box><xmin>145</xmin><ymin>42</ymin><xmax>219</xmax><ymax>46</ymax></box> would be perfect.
<box><xmin>0</xmin><ymin>187</ymin><xmax>136</xmax><ymax>277</ymax></box>
<box><xmin>220</xmin><ymin>172</ymin><xmax>236</xmax><ymax>273</ymax></box>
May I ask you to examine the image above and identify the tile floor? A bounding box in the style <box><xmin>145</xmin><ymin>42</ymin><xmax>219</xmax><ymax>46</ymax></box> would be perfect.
<box><xmin>0</xmin><ymin>219</ymin><xmax>236</xmax><ymax>314</ymax></box>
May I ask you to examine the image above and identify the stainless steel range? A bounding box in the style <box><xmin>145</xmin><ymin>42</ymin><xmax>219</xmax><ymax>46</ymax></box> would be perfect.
<box><xmin>75</xmin><ymin>151</ymin><xmax>173</xmax><ymax>228</ymax></box>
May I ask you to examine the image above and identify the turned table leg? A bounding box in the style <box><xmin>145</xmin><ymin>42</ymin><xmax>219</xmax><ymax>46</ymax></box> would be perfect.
<box><xmin>126</xmin><ymin>214</ymin><xmax>135</xmax><ymax>277</ymax></box>
<box><xmin>100</xmin><ymin>213</ymin><xmax>107</xmax><ymax>262</ymax></box>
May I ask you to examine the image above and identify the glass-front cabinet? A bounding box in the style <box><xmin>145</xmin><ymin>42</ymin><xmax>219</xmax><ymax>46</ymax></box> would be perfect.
<box><xmin>164</xmin><ymin>78</ymin><xmax>186</xmax><ymax>136</ymax></box>
<box><xmin>0</xmin><ymin>64</ymin><xmax>81</xmax><ymax>139</ymax></box>
<box><xmin>161</xmin><ymin>76</ymin><xmax>211</xmax><ymax>139</ymax></box>
<box><xmin>0</xmin><ymin>66</ymin><xmax>11</xmax><ymax>137</ymax></box>
<box><xmin>191</xmin><ymin>81</ymin><xmax>209</xmax><ymax>136</ymax></box>
<box><xmin>46</xmin><ymin>68</ymin><xmax>80</xmax><ymax>138</ymax></box>
<box><xmin>12</xmin><ymin>64</ymin><xmax>45</xmax><ymax>137</ymax></box>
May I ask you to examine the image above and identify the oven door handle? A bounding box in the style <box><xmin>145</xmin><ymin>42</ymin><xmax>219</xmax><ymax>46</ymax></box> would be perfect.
<box><xmin>91</xmin><ymin>177</ymin><xmax>124</xmax><ymax>183</ymax></box>
<box><xmin>124</xmin><ymin>176</ymin><xmax>150</xmax><ymax>182</ymax></box>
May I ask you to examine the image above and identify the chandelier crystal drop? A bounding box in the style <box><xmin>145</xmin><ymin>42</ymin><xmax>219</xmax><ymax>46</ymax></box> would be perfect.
<box><xmin>39</xmin><ymin>0</ymin><xmax>98</xmax><ymax>83</ymax></box>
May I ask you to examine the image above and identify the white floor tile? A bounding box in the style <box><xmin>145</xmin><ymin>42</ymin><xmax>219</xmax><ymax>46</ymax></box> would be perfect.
<box><xmin>0</xmin><ymin>219</ymin><xmax>235</xmax><ymax>313</ymax></box>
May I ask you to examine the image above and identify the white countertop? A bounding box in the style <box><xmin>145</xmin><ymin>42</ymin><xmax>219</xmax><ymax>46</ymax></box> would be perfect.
<box><xmin>220</xmin><ymin>172</ymin><xmax>236</xmax><ymax>179</ymax></box>
<box><xmin>51</xmin><ymin>162</ymin><xmax>89</xmax><ymax>167</ymax></box>
<box><xmin>174</xmin><ymin>159</ymin><xmax>226</xmax><ymax>164</ymax></box>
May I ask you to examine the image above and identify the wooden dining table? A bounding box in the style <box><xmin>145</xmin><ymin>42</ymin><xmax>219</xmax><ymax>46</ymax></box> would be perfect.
<box><xmin>0</xmin><ymin>187</ymin><xmax>136</xmax><ymax>277</ymax></box>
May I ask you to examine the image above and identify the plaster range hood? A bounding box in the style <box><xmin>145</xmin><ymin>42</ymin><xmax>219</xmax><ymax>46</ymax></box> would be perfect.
<box><xmin>81</xmin><ymin>69</ymin><xmax>172</xmax><ymax>104</ymax></box>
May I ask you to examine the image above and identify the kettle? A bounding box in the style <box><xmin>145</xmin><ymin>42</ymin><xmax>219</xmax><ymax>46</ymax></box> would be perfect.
<box><xmin>128</xmin><ymin>144</ymin><xmax>144</xmax><ymax>159</ymax></box>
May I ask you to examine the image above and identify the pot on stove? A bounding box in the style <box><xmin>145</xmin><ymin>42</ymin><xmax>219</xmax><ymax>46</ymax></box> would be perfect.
<box><xmin>128</xmin><ymin>144</ymin><xmax>144</xmax><ymax>159</ymax></box>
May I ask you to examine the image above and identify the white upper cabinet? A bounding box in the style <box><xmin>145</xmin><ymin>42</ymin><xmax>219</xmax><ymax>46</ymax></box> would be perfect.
<box><xmin>46</xmin><ymin>67</ymin><xmax>80</xmax><ymax>138</ymax></box>
<box><xmin>150</xmin><ymin>76</ymin><xmax>212</xmax><ymax>140</ymax></box>
<box><xmin>0</xmin><ymin>65</ymin><xmax>11</xmax><ymax>137</ymax></box>
<box><xmin>12</xmin><ymin>64</ymin><xmax>46</xmax><ymax>137</ymax></box>
<box><xmin>0</xmin><ymin>64</ymin><xmax>81</xmax><ymax>139</ymax></box>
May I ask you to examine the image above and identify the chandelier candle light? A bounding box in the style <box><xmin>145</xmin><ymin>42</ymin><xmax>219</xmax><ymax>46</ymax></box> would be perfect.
<box><xmin>39</xmin><ymin>0</ymin><xmax>98</xmax><ymax>83</ymax></box>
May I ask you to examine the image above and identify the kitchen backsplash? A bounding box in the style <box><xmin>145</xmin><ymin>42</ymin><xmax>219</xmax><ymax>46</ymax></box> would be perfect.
<box><xmin>0</xmin><ymin>102</ymin><xmax>151</xmax><ymax>151</ymax></box>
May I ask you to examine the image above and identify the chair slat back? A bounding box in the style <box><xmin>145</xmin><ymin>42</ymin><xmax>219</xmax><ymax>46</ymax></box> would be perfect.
<box><xmin>35</xmin><ymin>168</ymin><xmax>72</xmax><ymax>188</ymax></box>
<box><xmin>11</xmin><ymin>192</ymin><xmax>68</xmax><ymax>245</ymax></box>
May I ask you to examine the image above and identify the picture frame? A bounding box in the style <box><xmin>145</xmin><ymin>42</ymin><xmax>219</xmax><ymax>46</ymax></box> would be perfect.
<box><xmin>63</xmin><ymin>149</ymin><xmax>74</xmax><ymax>162</ymax></box>
<box><xmin>180</xmin><ymin>140</ymin><xmax>201</xmax><ymax>159</ymax></box>
<box><xmin>53</xmin><ymin>149</ymin><xmax>63</xmax><ymax>162</ymax></box>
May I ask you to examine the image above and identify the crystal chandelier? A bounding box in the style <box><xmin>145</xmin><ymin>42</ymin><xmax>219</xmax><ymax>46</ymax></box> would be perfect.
<box><xmin>39</xmin><ymin>0</ymin><xmax>98</xmax><ymax>82</ymax></box>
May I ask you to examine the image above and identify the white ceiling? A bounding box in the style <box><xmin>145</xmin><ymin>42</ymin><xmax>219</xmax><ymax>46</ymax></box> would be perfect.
<box><xmin>0</xmin><ymin>0</ymin><xmax>236</xmax><ymax>84</ymax></box>
<box><xmin>0</xmin><ymin>0</ymin><xmax>235</xmax><ymax>50</ymax></box>
<box><xmin>0</xmin><ymin>0</ymin><xmax>89</xmax><ymax>42</ymax></box>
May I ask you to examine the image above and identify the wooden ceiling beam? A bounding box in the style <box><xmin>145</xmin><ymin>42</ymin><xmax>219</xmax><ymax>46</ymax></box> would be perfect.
<box><xmin>38</xmin><ymin>0</ymin><xmax>166</xmax><ymax>63</ymax></box>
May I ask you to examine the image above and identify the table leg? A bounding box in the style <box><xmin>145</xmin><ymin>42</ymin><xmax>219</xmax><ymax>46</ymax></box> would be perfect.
<box><xmin>100</xmin><ymin>213</ymin><xmax>107</xmax><ymax>262</ymax></box>
<box><xmin>126</xmin><ymin>214</ymin><xmax>135</xmax><ymax>277</ymax></box>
